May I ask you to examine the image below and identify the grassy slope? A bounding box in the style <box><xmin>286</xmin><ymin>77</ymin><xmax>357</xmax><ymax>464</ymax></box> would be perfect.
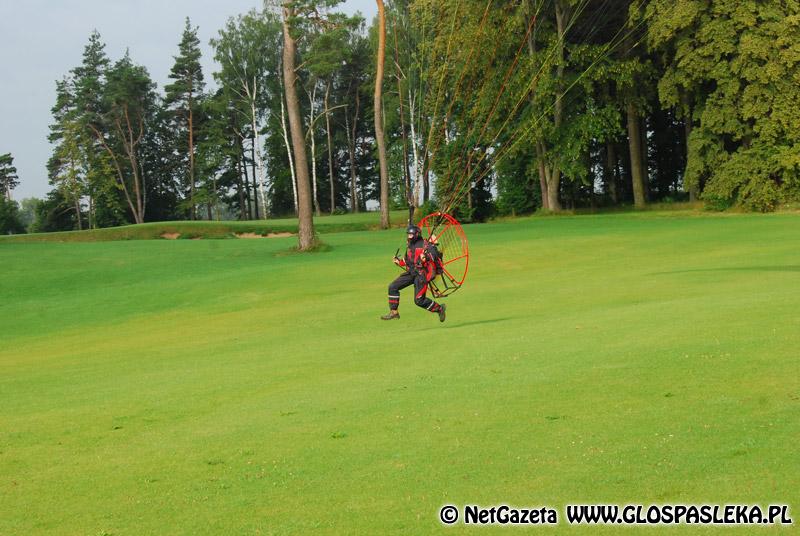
<box><xmin>0</xmin><ymin>210</ymin><xmax>410</xmax><ymax>243</ymax></box>
<box><xmin>0</xmin><ymin>212</ymin><xmax>798</xmax><ymax>535</ymax></box>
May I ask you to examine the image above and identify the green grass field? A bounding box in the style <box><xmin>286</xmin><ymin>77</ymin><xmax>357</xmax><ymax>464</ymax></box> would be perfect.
<box><xmin>1</xmin><ymin>211</ymin><xmax>798</xmax><ymax>535</ymax></box>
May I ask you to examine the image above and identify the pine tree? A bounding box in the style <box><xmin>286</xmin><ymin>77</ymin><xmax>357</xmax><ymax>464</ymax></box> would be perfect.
<box><xmin>68</xmin><ymin>30</ymin><xmax>128</xmax><ymax>228</ymax></box>
<box><xmin>0</xmin><ymin>153</ymin><xmax>19</xmax><ymax>200</ymax></box>
<box><xmin>92</xmin><ymin>53</ymin><xmax>156</xmax><ymax>224</ymax></box>
<box><xmin>282</xmin><ymin>1</ymin><xmax>316</xmax><ymax>249</ymax></box>
<box><xmin>374</xmin><ymin>0</ymin><xmax>390</xmax><ymax>228</ymax></box>
<box><xmin>165</xmin><ymin>18</ymin><xmax>205</xmax><ymax>219</ymax></box>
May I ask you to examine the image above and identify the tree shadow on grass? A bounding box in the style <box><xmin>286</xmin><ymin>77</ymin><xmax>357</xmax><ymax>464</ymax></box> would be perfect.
<box><xmin>418</xmin><ymin>316</ymin><xmax>515</xmax><ymax>331</ymax></box>
<box><xmin>651</xmin><ymin>265</ymin><xmax>800</xmax><ymax>276</ymax></box>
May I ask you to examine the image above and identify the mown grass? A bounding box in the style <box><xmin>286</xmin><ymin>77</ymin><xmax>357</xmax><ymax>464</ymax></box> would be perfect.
<box><xmin>1</xmin><ymin>211</ymin><xmax>798</xmax><ymax>535</ymax></box>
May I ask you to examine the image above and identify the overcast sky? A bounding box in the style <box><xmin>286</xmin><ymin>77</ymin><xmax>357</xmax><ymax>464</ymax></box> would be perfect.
<box><xmin>0</xmin><ymin>0</ymin><xmax>377</xmax><ymax>200</ymax></box>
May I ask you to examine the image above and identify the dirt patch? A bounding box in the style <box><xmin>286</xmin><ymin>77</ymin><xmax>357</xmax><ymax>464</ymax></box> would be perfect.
<box><xmin>161</xmin><ymin>232</ymin><xmax>181</xmax><ymax>240</ymax></box>
<box><xmin>235</xmin><ymin>232</ymin><xmax>264</xmax><ymax>239</ymax></box>
<box><xmin>235</xmin><ymin>232</ymin><xmax>295</xmax><ymax>239</ymax></box>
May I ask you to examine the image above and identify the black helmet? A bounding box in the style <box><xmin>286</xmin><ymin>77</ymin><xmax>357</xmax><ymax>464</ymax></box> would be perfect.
<box><xmin>407</xmin><ymin>225</ymin><xmax>421</xmax><ymax>241</ymax></box>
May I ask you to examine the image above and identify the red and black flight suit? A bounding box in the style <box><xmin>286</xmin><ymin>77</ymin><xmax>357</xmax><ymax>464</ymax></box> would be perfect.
<box><xmin>388</xmin><ymin>237</ymin><xmax>443</xmax><ymax>314</ymax></box>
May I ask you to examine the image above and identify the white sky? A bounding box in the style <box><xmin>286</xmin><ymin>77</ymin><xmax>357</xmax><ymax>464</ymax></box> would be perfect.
<box><xmin>0</xmin><ymin>0</ymin><xmax>377</xmax><ymax>200</ymax></box>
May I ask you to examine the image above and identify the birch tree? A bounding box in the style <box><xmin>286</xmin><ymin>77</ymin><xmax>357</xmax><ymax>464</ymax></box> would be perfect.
<box><xmin>211</xmin><ymin>10</ymin><xmax>283</xmax><ymax>219</ymax></box>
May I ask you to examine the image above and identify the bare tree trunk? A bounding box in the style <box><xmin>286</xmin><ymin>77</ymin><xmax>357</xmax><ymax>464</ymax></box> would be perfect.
<box><xmin>537</xmin><ymin>142</ymin><xmax>562</xmax><ymax>212</ymax></box>
<box><xmin>423</xmin><ymin>166</ymin><xmax>430</xmax><ymax>202</ymax></box>
<box><xmin>547</xmin><ymin>168</ymin><xmax>562</xmax><ymax>211</ymax></box>
<box><xmin>119</xmin><ymin>108</ymin><xmax>145</xmax><ymax>224</ymax></box>
<box><xmin>623</xmin><ymin>14</ymin><xmax>646</xmax><ymax>209</ymax></box>
<box><xmin>250</xmin><ymin>138</ymin><xmax>260</xmax><ymax>219</ymax></box>
<box><xmin>238</xmin><ymin>136</ymin><xmax>252</xmax><ymax>219</ymax></box>
<box><xmin>409</xmin><ymin>91</ymin><xmax>421</xmax><ymax>207</ymax></box>
<box><xmin>346</xmin><ymin>96</ymin><xmax>359</xmax><ymax>213</ymax></box>
<box><xmin>325</xmin><ymin>81</ymin><xmax>335</xmax><ymax>214</ymax></box>
<box><xmin>686</xmin><ymin>122</ymin><xmax>696</xmax><ymax>202</ymax></box>
<box><xmin>307</xmin><ymin>84</ymin><xmax>321</xmax><ymax>217</ymax></box>
<box><xmin>393</xmin><ymin>44</ymin><xmax>412</xmax><ymax>209</ymax></box>
<box><xmin>606</xmin><ymin>141</ymin><xmax>618</xmax><ymax>204</ymax></box>
<box><xmin>540</xmin><ymin>0</ymin><xmax>567</xmax><ymax>212</ymax></box>
<box><xmin>74</xmin><ymin>199</ymin><xmax>82</xmax><ymax>230</ymax></box>
<box><xmin>682</xmin><ymin>94</ymin><xmax>697</xmax><ymax>202</ymax></box>
<box><xmin>536</xmin><ymin>142</ymin><xmax>549</xmax><ymax>210</ymax></box>
<box><xmin>90</xmin><ymin>124</ymin><xmax>139</xmax><ymax>223</ymax></box>
<box><xmin>527</xmin><ymin>7</ymin><xmax>547</xmax><ymax>212</ymax></box>
<box><xmin>283</xmin><ymin>4</ymin><xmax>315</xmax><ymax>250</ymax></box>
<box><xmin>232</xmin><ymin>121</ymin><xmax>247</xmax><ymax>220</ymax></box>
<box><xmin>280</xmin><ymin>96</ymin><xmax>298</xmax><ymax>214</ymax></box>
<box><xmin>235</xmin><ymin>155</ymin><xmax>246</xmax><ymax>220</ymax></box>
<box><xmin>640</xmin><ymin>115</ymin><xmax>649</xmax><ymax>200</ymax></box>
<box><xmin>128</xmin><ymin>149</ymin><xmax>144</xmax><ymax>224</ymax></box>
<box><xmin>188</xmin><ymin>88</ymin><xmax>196</xmax><ymax>220</ymax></box>
<box><xmin>212</xmin><ymin>176</ymin><xmax>218</xmax><ymax>221</ymax></box>
<box><xmin>627</xmin><ymin>102</ymin><xmax>646</xmax><ymax>208</ymax></box>
<box><xmin>251</xmin><ymin>97</ymin><xmax>268</xmax><ymax>219</ymax></box>
<box><xmin>375</xmin><ymin>0</ymin><xmax>390</xmax><ymax>228</ymax></box>
<box><xmin>359</xmin><ymin>157</ymin><xmax>367</xmax><ymax>209</ymax></box>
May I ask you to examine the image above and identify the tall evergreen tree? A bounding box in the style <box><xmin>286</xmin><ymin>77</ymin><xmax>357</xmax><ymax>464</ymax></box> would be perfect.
<box><xmin>0</xmin><ymin>153</ymin><xmax>19</xmax><ymax>200</ymax></box>
<box><xmin>165</xmin><ymin>18</ymin><xmax>205</xmax><ymax>219</ymax></box>
<box><xmin>92</xmin><ymin>53</ymin><xmax>156</xmax><ymax>224</ymax></box>
<box><xmin>70</xmin><ymin>30</ymin><xmax>120</xmax><ymax>228</ymax></box>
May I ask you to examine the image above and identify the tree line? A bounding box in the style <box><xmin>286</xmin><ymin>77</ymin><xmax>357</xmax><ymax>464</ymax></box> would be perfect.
<box><xmin>3</xmin><ymin>0</ymin><xmax>798</xmax><ymax>239</ymax></box>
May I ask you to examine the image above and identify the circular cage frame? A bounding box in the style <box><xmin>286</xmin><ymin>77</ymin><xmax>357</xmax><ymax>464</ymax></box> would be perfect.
<box><xmin>418</xmin><ymin>212</ymin><xmax>469</xmax><ymax>298</ymax></box>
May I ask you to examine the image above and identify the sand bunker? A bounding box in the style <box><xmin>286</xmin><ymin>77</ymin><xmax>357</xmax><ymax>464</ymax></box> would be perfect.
<box><xmin>235</xmin><ymin>232</ymin><xmax>294</xmax><ymax>239</ymax></box>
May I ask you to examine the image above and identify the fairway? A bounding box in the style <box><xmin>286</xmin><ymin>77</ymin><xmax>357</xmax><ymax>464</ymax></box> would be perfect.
<box><xmin>1</xmin><ymin>212</ymin><xmax>798</xmax><ymax>534</ymax></box>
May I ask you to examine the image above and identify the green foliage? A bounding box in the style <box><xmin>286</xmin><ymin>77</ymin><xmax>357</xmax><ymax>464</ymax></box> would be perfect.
<box><xmin>104</xmin><ymin>55</ymin><xmax>156</xmax><ymax>130</ymax></box>
<box><xmin>495</xmin><ymin>145</ymin><xmax>540</xmax><ymax>216</ymax></box>
<box><xmin>38</xmin><ymin>0</ymin><xmax>800</xmax><ymax>227</ymax></box>
<box><xmin>304</xmin><ymin>13</ymin><xmax>360</xmax><ymax>79</ymax></box>
<box><xmin>415</xmin><ymin>198</ymin><xmax>438</xmax><ymax>219</ymax></box>
<box><xmin>0</xmin><ymin>196</ymin><xmax>25</xmax><ymax>234</ymax></box>
<box><xmin>17</xmin><ymin>198</ymin><xmax>39</xmax><ymax>231</ymax></box>
<box><xmin>164</xmin><ymin>18</ymin><xmax>204</xmax><ymax>107</ymax></box>
<box><xmin>71</xmin><ymin>31</ymin><xmax>109</xmax><ymax>125</ymax></box>
<box><xmin>647</xmin><ymin>0</ymin><xmax>800</xmax><ymax>210</ymax></box>
<box><xmin>0</xmin><ymin>153</ymin><xmax>19</xmax><ymax>197</ymax></box>
<box><xmin>30</xmin><ymin>189</ymin><xmax>79</xmax><ymax>232</ymax></box>
<box><xmin>211</xmin><ymin>9</ymin><xmax>286</xmax><ymax>218</ymax></box>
